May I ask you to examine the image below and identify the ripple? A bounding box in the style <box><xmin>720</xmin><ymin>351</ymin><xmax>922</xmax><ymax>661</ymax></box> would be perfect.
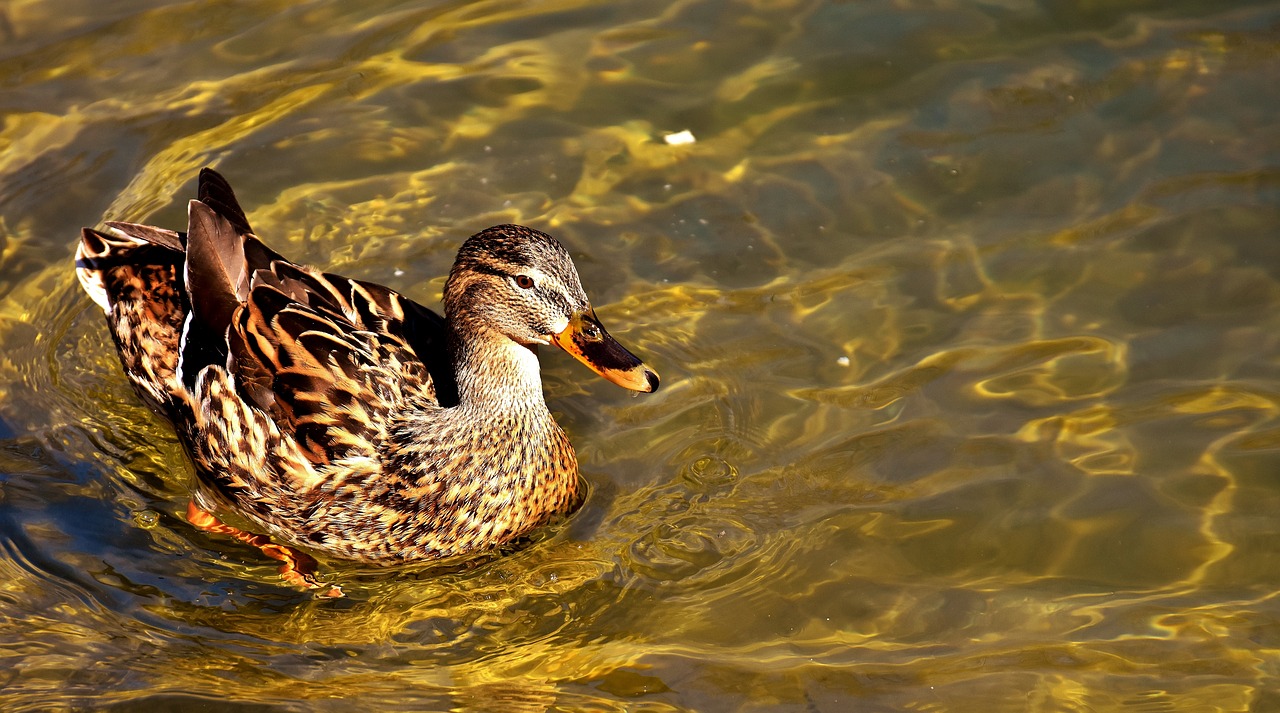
<box><xmin>678</xmin><ymin>454</ymin><xmax>739</xmax><ymax>492</ymax></box>
<box><xmin>3</xmin><ymin>0</ymin><xmax>1280</xmax><ymax>709</ymax></box>
<box><xmin>625</xmin><ymin>515</ymin><xmax>756</xmax><ymax>586</ymax></box>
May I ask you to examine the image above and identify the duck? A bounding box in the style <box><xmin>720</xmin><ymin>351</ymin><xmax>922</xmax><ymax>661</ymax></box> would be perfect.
<box><xmin>74</xmin><ymin>168</ymin><xmax>658</xmax><ymax>592</ymax></box>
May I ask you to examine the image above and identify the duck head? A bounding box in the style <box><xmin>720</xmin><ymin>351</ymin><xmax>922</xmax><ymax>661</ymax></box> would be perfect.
<box><xmin>444</xmin><ymin>225</ymin><xmax>659</xmax><ymax>393</ymax></box>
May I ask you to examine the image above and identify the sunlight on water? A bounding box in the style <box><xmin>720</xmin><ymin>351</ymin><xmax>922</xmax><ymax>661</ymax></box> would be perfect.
<box><xmin>2</xmin><ymin>0</ymin><xmax>1280</xmax><ymax>710</ymax></box>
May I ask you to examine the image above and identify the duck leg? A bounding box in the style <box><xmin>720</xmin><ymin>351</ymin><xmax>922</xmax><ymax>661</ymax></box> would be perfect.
<box><xmin>186</xmin><ymin>501</ymin><xmax>342</xmax><ymax>597</ymax></box>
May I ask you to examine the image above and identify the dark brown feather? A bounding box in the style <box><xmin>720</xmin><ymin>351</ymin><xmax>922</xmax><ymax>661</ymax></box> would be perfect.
<box><xmin>185</xmin><ymin>200</ymin><xmax>249</xmax><ymax>331</ymax></box>
<box><xmin>103</xmin><ymin>221</ymin><xmax>186</xmax><ymax>252</ymax></box>
<box><xmin>197</xmin><ymin>166</ymin><xmax>254</xmax><ymax>235</ymax></box>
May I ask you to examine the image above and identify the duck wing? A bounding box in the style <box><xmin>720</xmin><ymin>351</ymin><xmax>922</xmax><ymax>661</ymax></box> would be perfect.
<box><xmin>180</xmin><ymin>170</ymin><xmax>453</xmax><ymax>468</ymax></box>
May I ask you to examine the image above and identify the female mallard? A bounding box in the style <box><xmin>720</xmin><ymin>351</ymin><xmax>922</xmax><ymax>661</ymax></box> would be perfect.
<box><xmin>75</xmin><ymin>168</ymin><xmax>658</xmax><ymax>591</ymax></box>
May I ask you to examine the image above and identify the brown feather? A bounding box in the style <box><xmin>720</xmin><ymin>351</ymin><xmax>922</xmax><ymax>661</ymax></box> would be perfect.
<box><xmin>197</xmin><ymin>166</ymin><xmax>254</xmax><ymax>235</ymax></box>
<box><xmin>185</xmin><ymin>199</ymin><xmax>250</xmax><ymax>333</ymax></box>
<box><xmin>104</xmin><ymin>221</ymin><xmax>185</xmax><ymax>252</ymax></box>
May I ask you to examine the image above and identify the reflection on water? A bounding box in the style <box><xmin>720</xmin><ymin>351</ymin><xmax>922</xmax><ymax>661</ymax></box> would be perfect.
<box><xmin>3</xmin><ymin>0</ymin><xmax>1280</xmax><ymax>709</ymax></box>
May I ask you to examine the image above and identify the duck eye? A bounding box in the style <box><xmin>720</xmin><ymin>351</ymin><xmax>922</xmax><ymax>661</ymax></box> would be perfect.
<box><xmin>515</xmin><ymin>274</ymin><xmax>535</xmax><ymax>289</ymax></box>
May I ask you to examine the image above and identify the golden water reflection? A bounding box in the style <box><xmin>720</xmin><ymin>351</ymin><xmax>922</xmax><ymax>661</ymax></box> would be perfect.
<box><xmin>2</xmin><ymin>0</ymin><xmax>1280</xmax><ymax>710</ymax></box>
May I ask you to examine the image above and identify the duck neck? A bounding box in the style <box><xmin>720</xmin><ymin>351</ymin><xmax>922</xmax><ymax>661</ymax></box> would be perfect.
<box><xmin>448</xmin><ymin>323</ymin><xmax>550</xmax><ymax>415</ymax></box>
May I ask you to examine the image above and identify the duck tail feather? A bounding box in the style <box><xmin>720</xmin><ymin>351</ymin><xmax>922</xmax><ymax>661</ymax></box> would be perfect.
<box><xmin>75</xmin><ymin>228</ymin><xmax>116</xmax><ymax>312</ymax></box>
<box><xmin>104</xmin><ymin>221</ymin><xmax>186</xmax><ymax>251</ymax></box>
<box><xmin>181</xmin><ymin>199</ymin><xmax>247</xmax><ymax>386</ymax></box>
<box><xmin>198</xmin><ymin>167</ymin><xmax>254</xmax><ymax>235</ymax></box>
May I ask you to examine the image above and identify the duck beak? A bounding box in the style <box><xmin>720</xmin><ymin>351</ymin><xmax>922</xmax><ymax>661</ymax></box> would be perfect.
<box><xmin>550</xmin><ymin>310</ymin><xmax>659</xmax><ymax>393</ymax></box>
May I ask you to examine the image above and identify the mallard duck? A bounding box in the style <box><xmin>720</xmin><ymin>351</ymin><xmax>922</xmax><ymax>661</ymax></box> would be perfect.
<box><xmin>75</xmin><ymin>168</ymin><xmax>658</xmax><ymax>591</ymax></box>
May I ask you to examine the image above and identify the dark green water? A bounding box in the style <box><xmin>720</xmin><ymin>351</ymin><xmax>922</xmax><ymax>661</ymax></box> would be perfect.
<box><xmin>2</xmin><ymin>0</ymin><xmax>1280</xmax><ymax>710</ymax></box>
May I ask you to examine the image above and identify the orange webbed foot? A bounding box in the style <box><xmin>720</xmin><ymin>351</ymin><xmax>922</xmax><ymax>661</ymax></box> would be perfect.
<box><xmin>187</xmin><ymin>501</ymin><xmax>343</xmax><ymax>597</ymax></box>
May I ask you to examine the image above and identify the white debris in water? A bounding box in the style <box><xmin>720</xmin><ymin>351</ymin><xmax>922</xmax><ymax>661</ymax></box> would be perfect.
<box><xmin>664</xmin><ymin>130</ymin><xmax>696</xmax><ymax>146</ymax></box>
<box><xmin>836</xmin><ymin>356</ymin><xmax>850</xmax><ymax>367</ymax></box>
<box><xmin>394</xmin><ymin>268</ymin><xmax>405</xmax><ymax>277</ymax></box>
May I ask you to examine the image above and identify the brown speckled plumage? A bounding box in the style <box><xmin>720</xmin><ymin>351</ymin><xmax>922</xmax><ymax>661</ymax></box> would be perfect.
<box><xmin>75</xmin><ymin>169</ymin><xmax>658</xmax><ymax>568</ymax></box>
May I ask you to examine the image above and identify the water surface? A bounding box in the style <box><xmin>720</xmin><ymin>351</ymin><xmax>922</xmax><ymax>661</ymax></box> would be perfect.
<box><xmin>2</xmin><ymin>0</ymin><xmax>1280</xmax><ymax>710</ymax></box>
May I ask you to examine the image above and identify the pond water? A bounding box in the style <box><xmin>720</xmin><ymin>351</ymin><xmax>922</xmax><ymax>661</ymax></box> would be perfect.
<box><xmin>3</xmin><ymin>0</ymin><xmax>1280</xmax><ymax>710</ymax></box>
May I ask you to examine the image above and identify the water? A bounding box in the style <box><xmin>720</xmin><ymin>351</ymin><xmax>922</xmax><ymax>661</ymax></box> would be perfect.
<box><xmin>3</xmin><ymin>0</ymin><xmax>1280</xmax><ymax>710</ymax></box>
